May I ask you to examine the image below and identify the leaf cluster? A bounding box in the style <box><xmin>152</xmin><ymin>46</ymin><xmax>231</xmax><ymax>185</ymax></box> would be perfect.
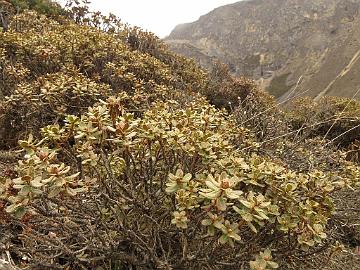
<box><xmin>0</xmin><ymin>4</ymin><xmax>359</xmax><ymax>270</ymax></box>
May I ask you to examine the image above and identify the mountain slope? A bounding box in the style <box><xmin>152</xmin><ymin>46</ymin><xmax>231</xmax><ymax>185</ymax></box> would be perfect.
<box><xmin>166</xmin><ymin>0</ymin><xmax>360</xmax><ymax>99</ymax></box>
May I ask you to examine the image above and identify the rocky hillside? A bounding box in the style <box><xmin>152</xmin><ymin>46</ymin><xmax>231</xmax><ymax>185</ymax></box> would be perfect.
<box><xmin>166</xmin><ymin>0</ymin><xmax>360</xmax><ymax>99</ymax></box>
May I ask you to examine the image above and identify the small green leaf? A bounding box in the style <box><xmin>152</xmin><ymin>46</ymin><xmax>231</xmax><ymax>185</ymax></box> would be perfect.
<box><xmin>14</xmin><ymin>206</ymin><xmax>27</xmax><ymax>219</ymax></box>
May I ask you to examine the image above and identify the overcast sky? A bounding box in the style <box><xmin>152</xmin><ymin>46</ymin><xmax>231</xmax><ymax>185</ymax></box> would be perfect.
<box><xmin>80</xmin><ymin>0</ymin><xmax>239</xmax><ymax>38</ymax></box>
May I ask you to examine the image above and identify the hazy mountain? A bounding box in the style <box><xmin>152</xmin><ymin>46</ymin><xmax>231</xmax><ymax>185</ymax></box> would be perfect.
<box><xmin>166</xmin><ymin>0</ymin><xmax>360</xmax><ymax>100</ymax></box>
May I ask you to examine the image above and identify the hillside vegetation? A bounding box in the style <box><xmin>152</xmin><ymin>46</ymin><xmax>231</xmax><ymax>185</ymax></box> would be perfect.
<box><xmin>0</xmin><ymin>1</ymin><xmax>359</xmax><ymax>270</ymax></box>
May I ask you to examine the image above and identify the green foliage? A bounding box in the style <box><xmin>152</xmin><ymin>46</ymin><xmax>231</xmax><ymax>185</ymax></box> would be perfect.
<box><xmin>267</xmin><ymin>73</ymin><xmax>292</xmax><ymax>99</ymax></box>
<box><xmin>0</xmin><ymin>10</ymin><xmax>208</xmax><ymax>148</ymax></box>
<box><xmin>9</xmin><ymin>0</ymin><xmax>64</xmax><ymax>16</ymax></box>
<box><xmin>1</xmin><ymin>96</ymin><xmax>359</xmax><ymax>269</ymax></box>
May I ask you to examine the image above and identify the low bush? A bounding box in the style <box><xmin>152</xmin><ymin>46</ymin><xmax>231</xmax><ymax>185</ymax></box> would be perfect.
<box><xmin>285</xmin><ymin>96</ymin><xmax>360</xmax><ymax>148</ymax></box>
<box><xmin>1</xmin><ymin>96</ymin><xmax>359</xmax><ymax>269</ymax></box>
<box><xmin>0</xmin><ymin>9</ymin><xmax>208</xmax><ymax>148</ymax></box>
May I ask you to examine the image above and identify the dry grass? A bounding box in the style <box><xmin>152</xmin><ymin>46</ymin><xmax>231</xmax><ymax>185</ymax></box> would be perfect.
<box><xmin>296</xmin><ymin>190</ymin><xmax>360</xmax><ymax>270</ymax></box>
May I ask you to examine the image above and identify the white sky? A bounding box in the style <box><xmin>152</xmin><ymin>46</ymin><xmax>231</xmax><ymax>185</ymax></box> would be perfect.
<box><xmin>84</xmin><ymin>0</ymin><xmax>239</xmax><ymax>38</ymax></box>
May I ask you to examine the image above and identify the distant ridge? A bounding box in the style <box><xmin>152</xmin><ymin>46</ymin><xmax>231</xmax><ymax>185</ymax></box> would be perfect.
<box><xmin>166</xmin><ymin>0</ymin><xmax>360</xmax><ymax>100</ymax></box>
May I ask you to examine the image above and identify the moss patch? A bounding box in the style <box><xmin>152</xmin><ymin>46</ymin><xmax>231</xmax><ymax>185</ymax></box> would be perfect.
<box><xmin>267</xmin><ymin>72</ymin><xmax>292</xmax><ymax>98</ymax></box>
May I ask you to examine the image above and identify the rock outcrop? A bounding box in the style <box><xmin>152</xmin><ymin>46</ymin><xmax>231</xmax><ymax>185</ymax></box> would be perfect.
<box><xmin>166</xmin><ymin>0</ymin><xmax>360</xmax><ymax>99</ymax></box>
